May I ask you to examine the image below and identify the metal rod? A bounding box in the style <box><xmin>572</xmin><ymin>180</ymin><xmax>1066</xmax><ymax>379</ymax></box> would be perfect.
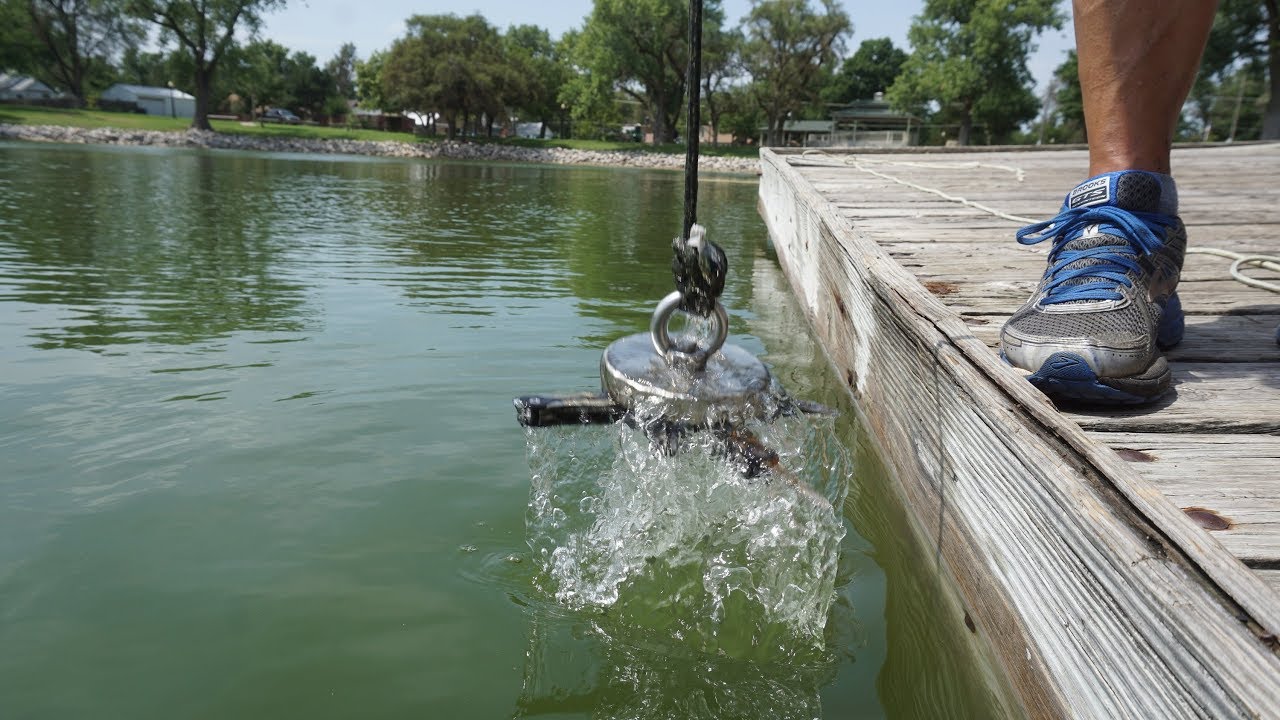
<box><xmin>682</xmin><ymin>0</ymin><xmax>702</xmax><ymax>241</ymax></box>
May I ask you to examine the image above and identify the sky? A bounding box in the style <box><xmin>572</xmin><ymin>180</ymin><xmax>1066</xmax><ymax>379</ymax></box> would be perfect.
<box><xmin>260</xmin><ymin>0</ymin><xmax>1076</xmax><ymax>94</ymax></box>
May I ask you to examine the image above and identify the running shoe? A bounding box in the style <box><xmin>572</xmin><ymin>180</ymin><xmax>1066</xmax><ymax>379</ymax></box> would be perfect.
<box><xmin>1000</xmin><ymin>171</ymin><xmax>1186</xmax><ymax>404</ymax></box>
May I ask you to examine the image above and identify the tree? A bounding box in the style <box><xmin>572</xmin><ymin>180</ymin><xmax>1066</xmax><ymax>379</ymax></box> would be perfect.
<box><xmin>1191</xmin><ymin>60</ymin><xmax>1269</xmax><ymax>141</ymax></box>
<box><xmin>1190</xmin><ymin>0</ymin><xmax>1279</xmax><ymax>139</ymax></box>
<box><xmin>701</xmin><ymin>23</ymin><xmax>742</xmax><ymax>147</ymax></box>
<box><xmin>888</xmin><ymin>0</ymin><xmax>1062</xmax><ymax>146</ymax></box>
<box><xmin>822</xmin><ymin>37</ymin><xmax>907</xmax><ymax>104</ymax></box>
<box><xmin>504</xmin><ymin>25</ymin><xmax>570</xmax><ymax>138</ymax></box>
<box><xmin>126</xmin><ymin>0</ymin><xmax>286</xmax><ymax>130</ymax></box>
<box><xmin>282</xmin><ymin>50</ymin><xmax>331</xmax><ymax>118</ymax></box>
<box><xmin>1218</xmin><ymin>62</ymin><xmax>1268</xmax><ymax>140</ymax></box>
<box><xmin>570</xmin><ymin>0</ymin><xmax>725</xmax><ymax>145</ymax></box>
<box><xmin>355</xmin><ymin>49</ymin><xmax>385</xmax><ymax>110</ymax></box>
<box><xmin>119</xmin><ymin>46</ymin><xmax>186</xmax><ymax>87</ymax></box>
<box><xmin>224</xmin><ymin>39</ymin><xmax>285</xmax><ymax>117</ymax></box>
<box><xmin>5</xmin><ymin>0</ymin><xmax>143</xmax><ymax>104</ymax></box>
<box><xmin>221</xmin><ymin>40</ymin><xmax>335</xmax><ymax>119</ymax></box>
<box><xmin>325</xmin><ymin>42</ymin><xmax>357</xmax><ymax>101</ymax></box>
<box><xmin>1049</xmin><ymin>50</ymin><xmax>1084</xmax><ymax>143</ymax></box>
<box><xmin>0</xmin><ymin>1</ymin><xmax>44</xmax><ymax>75</ymax></box>
<box><xmin>557</xmin><ymin>28</ymin><xmax>623</xmax><ymax>137</ymax></box>
<box><xmin>719</xmin><ymin>82</ymin><xmax>763</xmax><ymax>144</ymax></box>
<box><xmin>741</xmin><ymin>0</ymin><xmax>851</xmax><ymax>146</ymax></box>
<box><xmin>1247</xmin><ymin>0</ymin><xmax>1276</xmax><ymax>138</ymax></box>
<box><xmin>381</xmin><ymin>13</ymin><xmax>507</xmax><ymax>139</ymax></box>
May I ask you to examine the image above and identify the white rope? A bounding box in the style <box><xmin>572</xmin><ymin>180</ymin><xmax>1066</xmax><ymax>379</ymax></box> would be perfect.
<box><xmin>798</xmin><ymin>150</ymin><xmax>1034</xmax><ymax>224</ymax></box>
<box><xmin>1185</xmin><ymin>247</ymin><xmax>1280</xmax><ymax>293</ymax></box>
<box><xmin>793</xmin><ymin>149</ymin><xmax>1280</xmax><ymax>293</ymax></box>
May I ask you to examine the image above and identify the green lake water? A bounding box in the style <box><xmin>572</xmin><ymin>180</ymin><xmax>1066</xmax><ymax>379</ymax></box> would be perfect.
<box><xmin>0</xmin><ymin>142</ymin><xmax>1004</xmax><ymax>719</ymax></box>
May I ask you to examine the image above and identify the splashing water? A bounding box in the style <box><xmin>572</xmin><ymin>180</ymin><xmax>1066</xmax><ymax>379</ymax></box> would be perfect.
<box><xmin>525</xmin><ymin>399</ymin><xmax>852</xmax><ymax>661</ymax></box>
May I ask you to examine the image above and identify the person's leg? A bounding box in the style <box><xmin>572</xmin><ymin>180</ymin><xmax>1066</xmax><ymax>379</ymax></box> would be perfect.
<box><xmin>999</xmin><ymin>1</ymin><xmax>1217</xmax><ymax>405</ymax></box>
<box><xmin>1075</xmin><ymin>0</ymin><xmax>1218</xmax><ymax>175</ymax></box>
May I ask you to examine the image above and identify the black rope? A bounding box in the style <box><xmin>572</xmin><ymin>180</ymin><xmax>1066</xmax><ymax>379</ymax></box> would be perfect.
<box><xmin>669</xmin><ymin>0</ymin><xmax>723</xmax><ymax>319</ymax></box>
<box><xmin>682</xmin><ymin>0</ymin><xmax>702</xmax><ymax>241</ymax></box>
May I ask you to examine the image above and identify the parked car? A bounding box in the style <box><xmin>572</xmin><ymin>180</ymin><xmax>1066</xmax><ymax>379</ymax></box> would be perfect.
<box><xmin>260</xmin><ymin>108</ymin><xmax>301</xmax><ymax>124</ymax></box>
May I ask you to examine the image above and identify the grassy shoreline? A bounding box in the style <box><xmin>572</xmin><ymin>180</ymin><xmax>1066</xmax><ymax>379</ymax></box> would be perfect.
<box><xmin>0</xmin><ymin>105</ymin><xmax>759</xmax><ymax>158</ymax></box>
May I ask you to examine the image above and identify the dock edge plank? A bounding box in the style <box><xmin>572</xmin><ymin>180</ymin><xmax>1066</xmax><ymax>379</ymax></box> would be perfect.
<box><xmin>758</xmin><ymin>147</ymin><xmax>1280</xmax><ymax>719</ymax></box>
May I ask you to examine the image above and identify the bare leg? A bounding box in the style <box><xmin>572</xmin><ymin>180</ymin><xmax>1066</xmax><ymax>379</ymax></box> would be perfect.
<box><xmin>1074</xmin><ymin>0</ymin><xmax>1217</xmax><ymax>175</ymax></box>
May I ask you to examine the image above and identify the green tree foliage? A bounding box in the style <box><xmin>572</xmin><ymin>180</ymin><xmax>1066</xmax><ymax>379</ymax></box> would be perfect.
<box><xmin>222</xmin><ymin>40</ymin><xmax>336</xmax><ymax>119</ymax></box>
<box><xmin>504</xmin><ymin>25</ymin><xmax>570</xmax><ymax>137</ymax></box>
<box><xmin>889</xmin><ymin>0</ymin><xmax>1062</xmax><ymax>146</ymax></box>
<box><xmin>1221</xmin><ymin>62</ymin><xmax>1268</xmax><ymax>140</ymax></box>
<box><xmin>701</xmin><ymin>23</ymin><xmax>742</xmax><ymax>146</ymax></box>
<box><xmin>225</xmin><ymin>40</ymin><xmax>286</xmax><ymax>117</ymax></box>
<box><xmin>12</xmin><ymin>0</ymin><xmax>144</xmax><ymax>104</ymax></box>
<box><xmin>118</xmin><ymin>46</ymin><xmax>190</xmax><ymax>88</ymax></box>
<box><xmin>325</xmin><ymin>42</ymin><xmax>357</xmax><ymax>101</ymax></box>
<box><xmin>355</xmin><ymin>49</ymin><xmax>385</xmax><ymax>110</ymax></box>
<box><xmin>718</xmin><ymin>83</ymin><xmax>764</xmax><ymax>144</ymax></box>
<box><xmin>1045</xmin><ymin>49</ymin><xmax>1084</xmax><ymax>143</ymax></box>
<box><xmin>1193</xmin><ymin>61</ymin><xmax>1269</xmax><ymax>141</ymax></box>
<box><xmin>282</xmin><ymin>50</ymin><xmax>331</xmax><ymax>118</ymax></box>
<box><xmin>381</xmin><ymin>13</ymin><xmax>513</xmax><ymax>138</ymax></box>
<box><xmin>126</xmin><ymin>0</ymin><xmax>286</xmax><ymax>130</ymax></box>
<box><xmin>0</xmin><ymin>1</ymin><xmax>44</xmax><ymax>75</ymax></box>
<box><xmin>568</xmin><ymin>0</ymin><xmax>725</xmax><ymax>145</ymax></box>
<box><xmin>1022</xmin><ymin>51</ymin><xmax>1078</xmax><ymax>146</ymax></box>
<box><xmin>557</xmin><ymin>28</ymin><xmax>623</xmax><ymax>136</ymax></box>
<box><xmin>1190</xmin><ymin>0</ymin><xmax>1279</xmax><ymax>140</ymax></box>
<box><xmin>740</xmin><ymin>0</ymin><xmax>851</xmax><ymax>146</ymax></box>
<box><xmin>822</xmin><ymin>37</ymin><xmax>907</xmax><ymax>104</ymax></box>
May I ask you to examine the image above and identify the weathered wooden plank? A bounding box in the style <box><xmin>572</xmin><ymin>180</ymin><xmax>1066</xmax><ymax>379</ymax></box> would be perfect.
<box><xmin>793</xmin><ymin>149</ymin><xmax>1280</xmax><ymax>247</ymax></box>
<box><xmin>923</xmin><ymin>280</ymin><xmax>1280</xmax><ymax>316</ymax></box>
<box><xmin>796</xmin><ymin>165</ymin><xmax>1280</xmax><ymax>199</ymax></box>
<box><xmin>1091</xmin><ymin>432</ymin><xmax>1280</xmax><ymax>564</ymax></box>
<box><xmin>883</xmin><ymin>244</ymin><xmax>1280</xmax><ymax>285</ymax></box>
<box><xmin>761</xmin><ymin>148</ymin><xmax>1280</xmax><ymax>720</ymax></box>
<box><xmin>961</xmin><ymin>315</ymin><xmax>1280</xmax><ymax>363</ymax></box>
<box><xmin>1262</xmin><ymin>570</ymin><xmax>1280</xmax><ymax>596</ymax></box>
<box><xmin>862</xmin><ymin>223</ymin><xmax>1280</xmax><ymax>247</ymax></box>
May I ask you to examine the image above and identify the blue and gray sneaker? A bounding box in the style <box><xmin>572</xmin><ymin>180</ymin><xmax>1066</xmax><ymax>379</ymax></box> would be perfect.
<box><xmin>1000</xmin><ymin>171</ymin><xmax>1186</xmax><ymax>405</ymax></box>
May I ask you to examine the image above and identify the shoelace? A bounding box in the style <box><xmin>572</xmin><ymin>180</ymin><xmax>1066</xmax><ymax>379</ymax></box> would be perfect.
<box><xmin>1016</xmin><ymin>205</ymin><xmax>1176</xmax><ymax>304</ymax></box>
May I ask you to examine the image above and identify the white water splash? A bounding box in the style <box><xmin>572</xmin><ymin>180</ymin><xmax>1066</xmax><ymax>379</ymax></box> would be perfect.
<box><xmin>525</xmin><ymin>409</ymin><xmax>851</xmax><ymax>659</ymax></box>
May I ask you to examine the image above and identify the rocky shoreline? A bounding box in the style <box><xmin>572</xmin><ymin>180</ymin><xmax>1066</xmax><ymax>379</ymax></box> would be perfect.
<box><xmin>0</xmin><ymin>123</ymin><xmax>760</xmax><ymax>174</ymax></box>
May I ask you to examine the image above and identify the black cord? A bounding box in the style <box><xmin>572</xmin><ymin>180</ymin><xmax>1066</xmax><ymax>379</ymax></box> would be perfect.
<box><xmin>682</xmin><ymin>0</ymin><xmax>702</xmax><ymax>241</ymax></box>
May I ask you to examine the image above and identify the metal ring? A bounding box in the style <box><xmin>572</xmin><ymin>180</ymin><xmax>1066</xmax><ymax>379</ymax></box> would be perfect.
<box><xmin>650</xmin><ymin>291</ymin><xmax>729</xmax><ymax>367</ymax></box>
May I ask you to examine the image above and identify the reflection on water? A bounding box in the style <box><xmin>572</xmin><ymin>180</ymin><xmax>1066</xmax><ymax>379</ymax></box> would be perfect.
<box><xmin>0</xmin><ymin>145</ymin><xmax>762</xmax><ymax>350</ymax></box>
<box><xmin>0</xmin><ymin>142</ymin><xmax>1004</xmax><ymax>719</ymax></box>
<box><xmin>0</xmin><ymin>151</ymin><xmax>309</xmax><ymax>349</ymax></box>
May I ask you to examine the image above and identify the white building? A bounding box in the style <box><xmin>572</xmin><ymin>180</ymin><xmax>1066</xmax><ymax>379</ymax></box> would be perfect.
<box><xmin>100</xmin><ymin>84</ymin><xmax>196</xmax><ymax>118</ymax></box>
<box><xmin>0</xmin><ymin>73</ymin><xmax>60</xmax><ymax>101</ymax></box>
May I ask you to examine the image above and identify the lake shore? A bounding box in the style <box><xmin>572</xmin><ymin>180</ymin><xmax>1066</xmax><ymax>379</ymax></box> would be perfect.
<box><xmin>0</xmin><ymin>123</ymin><xmax>760</xmax><ymax>174</ymax></box>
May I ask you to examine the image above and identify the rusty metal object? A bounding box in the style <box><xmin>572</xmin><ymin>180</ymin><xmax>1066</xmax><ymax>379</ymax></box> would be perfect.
<box><xmin>1182</xmin><ymin>507</ymin><xmax>1233</xmax><ymax>531</ymax></box>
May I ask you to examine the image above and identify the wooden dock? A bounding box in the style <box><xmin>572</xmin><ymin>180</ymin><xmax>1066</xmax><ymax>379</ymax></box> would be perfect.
<box><xmin>758</xmin><ymin>143</ymin><xmax>1280</xmax><ymax>718</ymax></box>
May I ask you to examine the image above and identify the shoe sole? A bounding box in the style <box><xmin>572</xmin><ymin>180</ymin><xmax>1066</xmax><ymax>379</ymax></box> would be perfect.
<box><xmin>1023</xmin><ymin>351</ymin><xmax>1171</xmax><ymax>405</ymax></box>
<box><xmin>1002</xmin><ymin>291</ymin><xmax>1184</xmax><ymax>406</ymax></box>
